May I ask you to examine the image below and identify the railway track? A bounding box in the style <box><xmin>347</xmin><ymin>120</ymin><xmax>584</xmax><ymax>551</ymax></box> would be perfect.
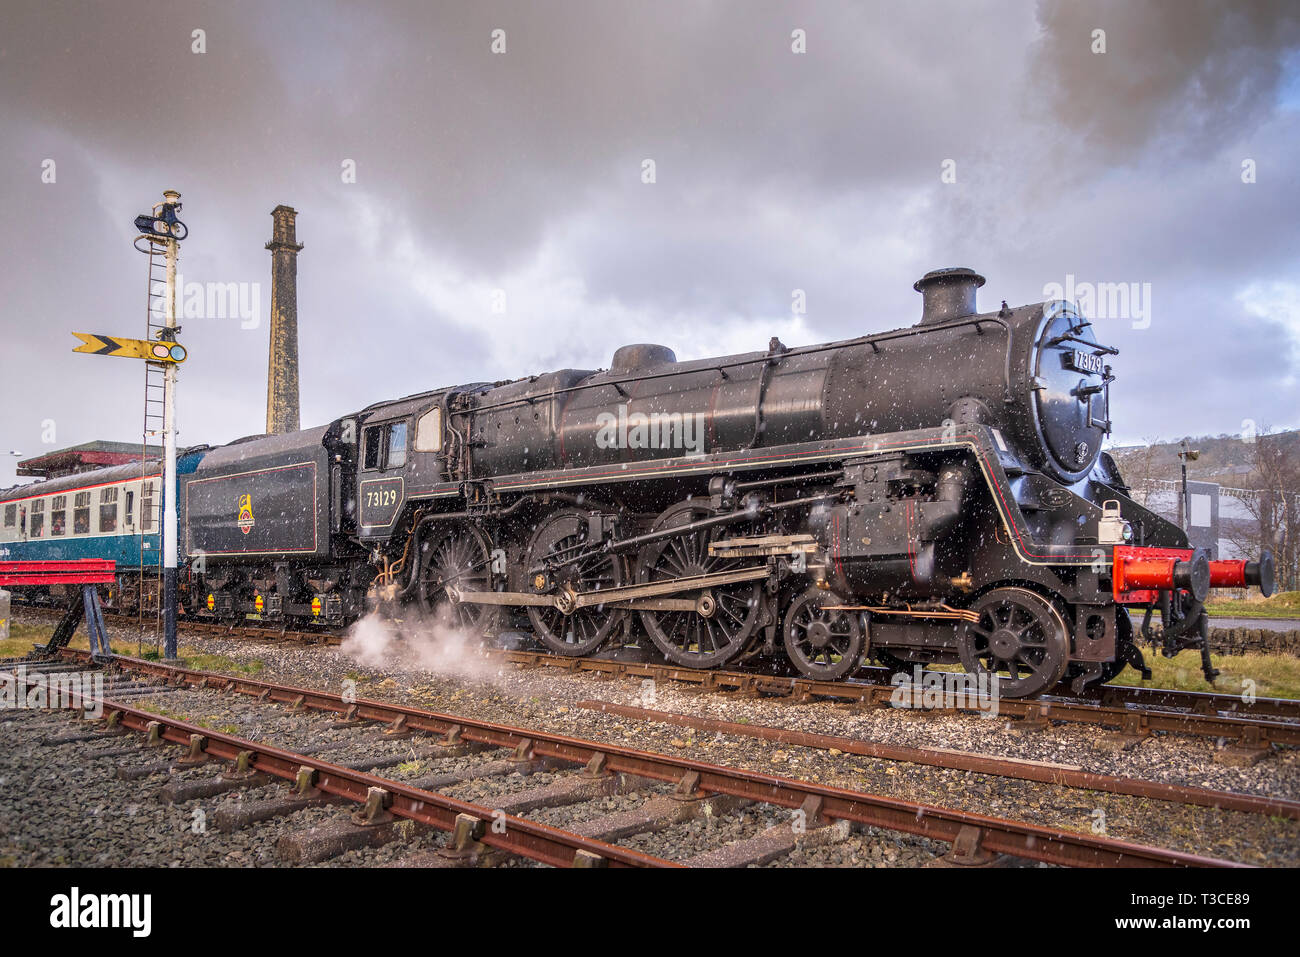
<box><xmin>13</xmin><ymin>604</ymin><xmax>1300</xmax><ymax>755</ymax></box>
<box><xmin>1</xmin><ymin>649</ymin><xmax>1252</xmax><ymax>868</ymax></box>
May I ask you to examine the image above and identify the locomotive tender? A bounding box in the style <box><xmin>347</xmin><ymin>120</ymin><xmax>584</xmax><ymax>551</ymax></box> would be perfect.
<box><xmin>177</xmin><ymin>266</ymin><xmax>1272</xmax><ymax>697</ymax></box>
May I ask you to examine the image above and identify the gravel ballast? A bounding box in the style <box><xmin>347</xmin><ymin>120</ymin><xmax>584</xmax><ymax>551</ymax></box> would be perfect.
<box><xmin>4</xmin><ymin>613</ymin><xmax>1299</xmax><ymax>867</ymax></box>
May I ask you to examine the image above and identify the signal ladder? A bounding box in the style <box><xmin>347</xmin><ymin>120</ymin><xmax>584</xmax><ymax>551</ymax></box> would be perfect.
<box><xmin>137</xmin><ymin>241</ymin><xmax>168</xmax><ymax>651</ymax></box>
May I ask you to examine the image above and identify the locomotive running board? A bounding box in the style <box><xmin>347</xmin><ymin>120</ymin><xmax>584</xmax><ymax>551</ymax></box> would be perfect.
<box><xmin>447</xmin><ymin>565</ymin><xmax>771</xmax><ymax>613</ymax></box>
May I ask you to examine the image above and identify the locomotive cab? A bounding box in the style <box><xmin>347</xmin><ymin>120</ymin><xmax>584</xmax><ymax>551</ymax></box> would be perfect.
<box><xmin>354</xmin><ymin>391</ymin><xmax>461</xmax><ymax>539</ymax></box>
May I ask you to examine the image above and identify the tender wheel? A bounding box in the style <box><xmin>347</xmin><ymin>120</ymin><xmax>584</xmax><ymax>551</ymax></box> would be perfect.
<box><xmin>636</xmin><ymin>500</ymin><xmax>762</xmax><ymax>668</ymax></box>
<box><xmin>416</xmin><ymin>522</ymin><xmax>498</xmax><ymax>633</ymax></box>
<box><xmin>957</xmin><ymin>587</ymin><xmax>1070</xmax><ymax>698</ymax></box>
<box><xmin>783</xmin><ymin>587</ymin><xmax>863</xmax><ymax>680</ymax></box>
<box><xmin>525</xmin><ymin>509</ymin><xmax>625</xmax><ymax>656</ymax></box>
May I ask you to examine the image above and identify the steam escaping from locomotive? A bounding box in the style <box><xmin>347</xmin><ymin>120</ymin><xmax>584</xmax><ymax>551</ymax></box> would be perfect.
<box><xmin>339</xmin><ymin>608</ymin><xmax>500</xmax><ymax>683</ymax></box>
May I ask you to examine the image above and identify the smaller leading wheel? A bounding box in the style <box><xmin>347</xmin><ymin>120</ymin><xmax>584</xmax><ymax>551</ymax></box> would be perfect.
<box><xmin>956</xmin><ymin>587</ymin><xmax>1070</xmax><ymax>698</ymax></box>
<box><xmin>783</xmin><ymin>587</ymin><xmax>864</xmax><ymax>680</ymax></box>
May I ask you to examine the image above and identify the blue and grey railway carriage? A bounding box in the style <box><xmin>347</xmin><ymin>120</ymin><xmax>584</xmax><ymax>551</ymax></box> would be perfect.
<box><xmin>0</xmin><ymin>453</ymin><xmax>204</xmax><ymax>612</ymax></box>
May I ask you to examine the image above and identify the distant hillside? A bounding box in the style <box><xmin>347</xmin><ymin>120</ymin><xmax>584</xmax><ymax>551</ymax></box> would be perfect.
<box><xmin>1109</xmin><ymin>429</ymin><xmax>1300</xmax><ymax>488</ymax></box>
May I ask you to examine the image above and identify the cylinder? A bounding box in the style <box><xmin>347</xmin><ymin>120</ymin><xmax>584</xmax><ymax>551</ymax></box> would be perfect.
<box><xmin>1210</xmin><ymin>554</ymin><xmax>1276</xmax><ymax>597</ymax></box>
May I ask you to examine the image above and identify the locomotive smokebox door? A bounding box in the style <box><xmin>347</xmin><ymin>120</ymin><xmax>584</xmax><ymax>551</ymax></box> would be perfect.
<box><xmin>1030</xmin><ymin>307</ymin><xmax>1116</xmax><ymax>482</ymax></box>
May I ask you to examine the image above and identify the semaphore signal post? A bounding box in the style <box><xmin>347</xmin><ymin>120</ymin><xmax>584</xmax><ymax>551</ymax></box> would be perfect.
<box><xmin>71</xmin><ymin>189</ymin><xmax>189</xmax><ymax>660</ymax></box>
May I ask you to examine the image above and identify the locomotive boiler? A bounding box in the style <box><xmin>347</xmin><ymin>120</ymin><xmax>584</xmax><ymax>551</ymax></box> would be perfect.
<box><xmin>180</xmin><ymin>267</ymin><xmax>1273</xmax><ymax>698</ymax></box>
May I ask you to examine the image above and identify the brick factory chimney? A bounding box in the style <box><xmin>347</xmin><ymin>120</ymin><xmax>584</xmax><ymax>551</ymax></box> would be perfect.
<box><xmin>265</xmin><ymin>205</ymin><xmax>304</xmax><ymax>434</ymax></box>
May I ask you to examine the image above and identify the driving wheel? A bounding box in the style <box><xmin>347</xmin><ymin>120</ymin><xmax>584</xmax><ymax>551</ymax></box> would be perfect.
<box><xmin>525</xmin><ymin>509</ymin><xmax>625</xmax><ymax>656</ymax></box>
<box><xmin>416</xmin><ymin>522</ymin><xmax>498</xmax><ymax>633</ymax></box>
<box><xmin>636</xmin><ymin>500</ymin><xmax>763</xmax><ymax>668</ymax></box>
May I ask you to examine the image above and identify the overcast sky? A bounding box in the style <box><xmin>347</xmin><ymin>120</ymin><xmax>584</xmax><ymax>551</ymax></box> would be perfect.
<box><xmin>2</xmin><ymin>0</ymin><xmax>1298</xmax><ymax>485</ymax></box>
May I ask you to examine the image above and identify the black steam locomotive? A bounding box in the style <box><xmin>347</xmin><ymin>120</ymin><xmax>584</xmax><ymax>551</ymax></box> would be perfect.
<box><xmin>180</xmin><ymin>268</ymin><xmax>1273</xmax><ymax>697</ymax></box>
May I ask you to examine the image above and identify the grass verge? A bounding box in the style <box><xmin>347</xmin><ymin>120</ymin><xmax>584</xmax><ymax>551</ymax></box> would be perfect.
<box><xmin>1203</xmin><ymin>590</ymin><xmax>1300</xmax><ymax>621</ymax></box>
<box><xmin>1134</xmin><ymin>649</ymin><xmax>1300</xmax><ymax>699</ymax></box>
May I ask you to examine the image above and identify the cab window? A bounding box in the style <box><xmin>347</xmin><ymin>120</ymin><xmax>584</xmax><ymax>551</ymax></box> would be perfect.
<box><xmin>2</xmin><ymin>504</ymin><xmax>14</xmax><ymax>529</ymax></box>
<box><xmin>362</xmin><ymin>421</ymin><xmax>408</xmax><ymax>470</ymax></box>
<box><xmin>31</xmin><ymin>498</ymin><xmax>45</xmax><ymax>538</ymax></box>
<box><xmin>386</xmin><ymin>422</ymin><xmax>407</xmax><ymax>468</ymax></box>
<box><xmin>363</xmin><ymin>426</ymin><xmax>382</xmax><ymax>470</ymax></box>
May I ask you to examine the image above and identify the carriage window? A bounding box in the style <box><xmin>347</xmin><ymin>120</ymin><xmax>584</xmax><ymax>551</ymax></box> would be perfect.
<box><xmin>2</xmin><ymin>504</ymin><xmax>14</xmax><ymax>528</ymax></box>
<box><xmin>74</xmin><ymin>492</ymin><xmax>91</xmax><ymax>534</ymax></box>
<box><xmin>51</xmin><ymin>495</ymin><xmax>67</xmax><ymax>536</ymax></box>
<box><xmin>415</xmin><ymin>407</ymin><xmax>443</xmax><ymax>452</ymax></box>
<box><xmin>363</xmin><ymin>426</ymin><xmax>382</xmax><ymax>470</ymax></box>
<box><xmin>99</xmin><ymin>487</ymin><xmax>119</xmax><ymax>533</ymax></box>
<box><xmin>31</xmin><ymin>498</ymin><xmax>45</xmax><ymax>538</ymax></box>
<box><xmin>386</xmin><ymin>422</ymin><xmax>408</xmax><ymax>468</ymax></box>
<box><xmin>141</xmin><ymin>484</ymin><xmax>154</xmax><ymax>533</ymax></box>
<box><xmin>125</xmin><ymin>491</ymin><xmax>135</xmax><ymax>528</ymax></box>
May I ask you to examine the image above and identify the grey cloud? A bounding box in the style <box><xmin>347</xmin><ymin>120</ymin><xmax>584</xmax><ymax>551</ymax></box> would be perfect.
<box><xmin>1030</xmin><ymin>0</ymin><xmax>1300</xmax><ymax>156</ymax></box>
<box><xmin>0</xmin><ymin>0</ymin><xmax>1297</xmax><ymax>485</ymax></box>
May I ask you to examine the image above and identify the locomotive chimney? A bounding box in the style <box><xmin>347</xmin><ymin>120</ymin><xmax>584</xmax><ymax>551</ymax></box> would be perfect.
<box><xmin>914</xmin><ymin>267</ymin><xmax>985</xmax><ymax>325</ymax></box>
<box><xmin>265</xmin><ymin>205</ymin><xmax>304</xmax><ymax>435</ymax></box>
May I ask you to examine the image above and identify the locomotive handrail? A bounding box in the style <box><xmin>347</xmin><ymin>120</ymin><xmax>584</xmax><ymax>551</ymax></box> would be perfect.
<box><xmin>1046</xmin><ymin>331</ymin><xmax>1119</xmax><ymax>355</ymax></box>
<box><xmin>460</xmin><ymin>314</ymin><xmax>1019</xmax><ymax>418</ymax></box>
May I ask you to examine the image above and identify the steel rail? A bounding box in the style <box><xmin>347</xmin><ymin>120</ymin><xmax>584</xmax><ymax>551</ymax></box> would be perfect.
<box><xmin>498</xmin><ymin>652</ymin><xmax>1300</xmax><ymax>746</ymax></box>
<box><xmin>11</xmin><ymin>666</ymin><xmax>675</xmax><ymax>869</ymax></box>
<box><xmin>1084</xmin><ymin>682</ymin><xmax>1300</xmax><ymax>720</ymax></box>
<box><xmin>575</xmin><ymin>699</ymin><xmax>1300</xmax><ymax>820</ymax></box>
<box><xmin>47</xmin><ymin>649</ymin><xmax>1245</xmax><ymax>867</ymax></box>
<box><xmin>15</xmin><ymin>605</ymin><xmax>1300</xmax><ymax>736</ymax></box>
